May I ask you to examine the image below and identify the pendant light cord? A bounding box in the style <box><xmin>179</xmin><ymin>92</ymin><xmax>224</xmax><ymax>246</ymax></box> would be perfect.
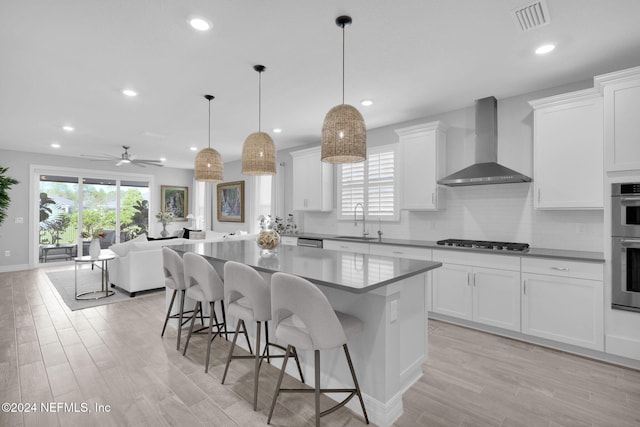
<box><xmin>258</xmin><ymin>70</ymin><xmax>262</xmax><ymax>132</ymax></box>
<box><xmin>208</xmin><ymin>98</ymin><xmax>211</xmax><ymax>149</ymax></box>
<box><xmin>342</xmin><ymin>24</ymin><xmax>345</xmax><ymax>105</ymax></box>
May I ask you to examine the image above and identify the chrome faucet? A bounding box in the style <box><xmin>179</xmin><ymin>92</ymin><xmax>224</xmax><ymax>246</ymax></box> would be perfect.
<box><xmin>354</xmin><ymin>202</ymin><xmax>368</xmax><ymax>237</ymax></box>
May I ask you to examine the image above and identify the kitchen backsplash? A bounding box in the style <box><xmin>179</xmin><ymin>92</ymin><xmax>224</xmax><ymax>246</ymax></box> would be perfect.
<box><xmin>301</xmin><ymin>183</ymin><xmax>604</xmax><ymax>252</ymax></box>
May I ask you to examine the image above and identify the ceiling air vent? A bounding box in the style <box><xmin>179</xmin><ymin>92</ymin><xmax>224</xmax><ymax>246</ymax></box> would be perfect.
<box><xmin>512</xmin><ymin>0</ymin><xmax>550</xmax><ymax>32</ymax></box>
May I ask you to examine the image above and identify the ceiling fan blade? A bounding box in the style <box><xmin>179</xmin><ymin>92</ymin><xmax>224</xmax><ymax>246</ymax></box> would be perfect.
<box><xmin>115</xmin><ymin>160</ymin><xmax>126</xmax><ymax>166</ymax></box>
<box><xmin>80</xmin><ymin>154</ymin><xmax>117</xmax><ymax>160</ymax></box>
<box><xmin>132</xmin><ymin>160</ymin><xmax>164</xmax><ymax>167</ymax></box>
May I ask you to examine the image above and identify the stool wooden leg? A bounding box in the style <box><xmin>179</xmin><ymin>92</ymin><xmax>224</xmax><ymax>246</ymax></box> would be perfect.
<box><xmin>343</xmin><ymin>344</ymin><xmax>369</xmax><ymax>424</ymax></box>
<box><xmin>161</xmin><ymin>289</ymin><xmax>177</xmax><ymax>337</ymax></box>
<box><xmin>314</xmin><ymin>350</ymin><xmax>320</xmax><ymax>427</ymax></box>
<box><xmin>183</xmin><ymin>301</ymin><xmax>200</xmax><ymax>356</ymax></box>
<box><xmin>221</xmin><ymin>319</ymin><xmax>242</xmax><ymax>384</ymax></box>
<box><xmin>253</xmin><ymin>321</ymin><xmax>262</xmax><ymax>410</ymax></box>
<box><xmin>176</xmin><ymin>290</ymin><xmax>186</xmax><ymax>350</ymax></box>
<box><xmin>267</xmin><ymin>345</ymin><xmax>291</xmax><ymax>425</ymax></box>
<box><xmin>205</xmin><ymin>301</ymin><xmax>215</xmax><ymax>373</ymax></box>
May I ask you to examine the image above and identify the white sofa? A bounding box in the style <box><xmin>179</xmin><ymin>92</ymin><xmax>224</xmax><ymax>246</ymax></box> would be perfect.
<box><xmin>108</xmin><ymin>231</ymin><xmax>256</xmax><ymax>296</ymax></box>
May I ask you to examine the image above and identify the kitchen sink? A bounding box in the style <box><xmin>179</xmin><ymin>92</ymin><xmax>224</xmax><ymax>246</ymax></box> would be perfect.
<box><xmin>334</xmin><ymin>235</ymin><xmax>380</xmax><ymax>241</ymax></box>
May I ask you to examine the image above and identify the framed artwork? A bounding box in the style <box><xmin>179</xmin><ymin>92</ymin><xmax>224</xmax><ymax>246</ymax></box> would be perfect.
<box><xmin>217</xmin><ymin>181</ymin><xmax>244</xmax><ymax>222</ymax></box>
<box><xmin>161</xmin><ymin>185</ymin><xmax>188</xmax><ymax>221</ymax></box>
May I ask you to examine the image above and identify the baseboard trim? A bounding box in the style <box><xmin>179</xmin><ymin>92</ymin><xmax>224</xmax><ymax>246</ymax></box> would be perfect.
<box><xmin>0</xmin><ymin>263</ymin><xmax>30</xmax><ymax>273</ymax></box>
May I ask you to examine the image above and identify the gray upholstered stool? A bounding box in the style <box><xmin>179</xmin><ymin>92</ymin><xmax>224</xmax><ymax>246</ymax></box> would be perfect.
<box><xmin>221</xmin><ymin>261</ymin><xmax>304</xmax><ymax>411</ymax></box>
<box><xmin>267</xmin><ymin>272</ymin><xmax>369</xmax><ymax>426</ymax></box>
<box><xmin>181</xmin><ymin>252</ymin><xmax>228</xmax><ymax>373</ymax></box>
<box><xmin>161</xmin><ymin>247</ymin><xmax>192</xmax><ymax>350</ymax></box>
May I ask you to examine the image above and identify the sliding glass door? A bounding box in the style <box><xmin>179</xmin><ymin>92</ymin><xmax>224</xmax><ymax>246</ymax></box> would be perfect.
<box><xmin>36</xmin><ymin>169</ymin><xmax>151</xmax><ymax>264</ymax></box>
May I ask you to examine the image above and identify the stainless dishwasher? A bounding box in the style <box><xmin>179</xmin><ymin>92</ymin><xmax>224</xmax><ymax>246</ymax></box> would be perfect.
<box><xmin>297</xmin><ymin>237</ymin><xmax>323</xmax><ymax>248</ymax></box>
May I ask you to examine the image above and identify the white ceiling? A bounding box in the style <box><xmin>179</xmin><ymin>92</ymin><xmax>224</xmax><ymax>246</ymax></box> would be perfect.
<box><xmin>2</xmin><ymin>0</ymin><xmax>640</xmax><ymax>170</ymax></box>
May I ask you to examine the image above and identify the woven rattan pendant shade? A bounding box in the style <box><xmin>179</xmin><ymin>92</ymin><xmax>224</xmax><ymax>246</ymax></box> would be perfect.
<box><xmin>321</xmin><ymin>104</ymin><xmax>366</xmax><ymax>163</ymax></box>
<box><xmin>195</xmin><ymin>95</ymin><xmax>224</xmax><ymax>182</ymax></box>
<box><xmin>242</xmin><ymin>131</ymin><xmax>276</xmax><ymax>175</ymax></box>
<box><xmin>195</xmin><ymin>147</ymin><xmax>223</xmax><ymax>181</ymax></box>
<box><xmin>242</xmin><ymin>64</ymin><xmax>276</xmax><ymax>175</ymax></box>
<box><xmin>321</xmin><ymin>15</ymin><xmax>366</xmax><ymax>164</ymax></box>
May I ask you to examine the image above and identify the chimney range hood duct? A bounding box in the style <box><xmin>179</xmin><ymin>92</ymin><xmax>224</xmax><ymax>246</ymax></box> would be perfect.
<box><xmin>438</xmin><ymin>96</ymin><xmax>531</xmax><ymax>186</ymax></box>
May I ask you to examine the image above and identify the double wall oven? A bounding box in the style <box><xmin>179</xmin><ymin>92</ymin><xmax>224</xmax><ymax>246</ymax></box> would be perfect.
<box><xmin>612</xmin><ymin>183</ymin><xmax>640</xmax><ymax>312</ymax></box>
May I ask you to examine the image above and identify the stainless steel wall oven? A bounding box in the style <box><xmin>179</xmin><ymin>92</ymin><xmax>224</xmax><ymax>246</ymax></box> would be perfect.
<box><xmin>612</xmin><ymin>183</ymin><xmax>640</xmax><ymax>312</ymax></box>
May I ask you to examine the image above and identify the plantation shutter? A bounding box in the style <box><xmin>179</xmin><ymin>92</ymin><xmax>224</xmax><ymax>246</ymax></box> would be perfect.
<box><xmin>339</xmin><ymin>161</ymin><xmax>365</xmax><ymax>218</ymax></box>
<box><xmin>367</xmin><ymin>150</ymin><xmax>395</xmax><ymax>217</ymax></box>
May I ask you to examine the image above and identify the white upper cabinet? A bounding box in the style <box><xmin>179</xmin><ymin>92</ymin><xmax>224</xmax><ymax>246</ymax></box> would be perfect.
<box><xmin>395</xmin><ymin>121</ymin><xmax>447</xmax><ymax>210</ymax></box>
<box><xmin>291</xmin><ymin>146</ymin><xmax>333</xmax><ymax>211</ymax></box>
<box><xmin>595</xmin><ymin>66</ymin><xmax>640</xmax><ymax>172</ymax></box>
<box><xmin>529</xmin><ymin>89</ymin><xmax>604</xmax><ymax>209</ymax></box>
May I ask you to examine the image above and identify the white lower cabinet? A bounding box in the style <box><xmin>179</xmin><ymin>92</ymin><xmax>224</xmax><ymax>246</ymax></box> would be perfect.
<box><xmin>521</xmin><ymin>258</ymin><xmax>604</xmax><ymax>351</ymax></box>
<box><xmin>322</xmin><ymin>240</ymin><xmax>370</xmax><ymax>254</ymax></box>
<box><xmin>432</xmin><ymin>250</ymin><xmax>521</xmax><ymax>331</ymax></box>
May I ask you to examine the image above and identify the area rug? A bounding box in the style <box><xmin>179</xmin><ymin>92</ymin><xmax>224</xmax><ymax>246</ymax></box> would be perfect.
<box><xmin>46</xmin><ymin>267</ymin><xmax>160</xmax><ymax>311</ymax></box>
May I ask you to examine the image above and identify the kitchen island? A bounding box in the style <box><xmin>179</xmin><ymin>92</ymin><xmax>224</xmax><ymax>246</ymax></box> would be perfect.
<box><xmin>173</xmin><ymin>240</ymin><xmax>442</xmax><ymax>427</ymax></box>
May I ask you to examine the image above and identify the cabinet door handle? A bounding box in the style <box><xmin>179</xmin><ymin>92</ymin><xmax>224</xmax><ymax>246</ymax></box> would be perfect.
<box><xmin>467</xmin><ymin>272</ymin><xmax>471</xmax><ymax>286</ymax></box>
<box><xmin>431</xmin><ymin>192</ymin><xmax>435</xmax><ymax>204</ymax></box>
<box><xmin>523</xmin><ymin>279</ymin><xmax>527</xmax><ymax>295</ymax></box>
<box><xmin>392</xmin><ymin>251</ymin><xmax>403</xmax><ymax>255</ymax></box>
<box><xmin>340</xmin><ymin>245</ymin><xmax>349</xmax><ymax>249</ymax></box>
<box><xmin>551</xmin><ymin>267</ymin><xmax>570</xmax><ymax>271</ymax></box>
<box><xmin>473</xmin><ymin>272</ymin><xmax>476</xmax><ymax>286</ymax></box>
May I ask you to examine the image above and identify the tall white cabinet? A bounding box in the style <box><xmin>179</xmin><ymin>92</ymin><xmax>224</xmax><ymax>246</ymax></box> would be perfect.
<box><xmin>595</xmin><ymin>66</ymin><xmax>640</xmax><ymax>172</ymax></box>
<box><xmin>290</xmin><ymin>146</ymin><xmax>333</xmax><ymax>211</ymax></box>
<box><xmin>529</xmin><ymin>88</ymin><xmax>603</xmax><ymax>209</ymax></box>
<box><xmin>395</xmin><ymin>121</ymin><xmax>447</xmax><ymax>210</ymax></box>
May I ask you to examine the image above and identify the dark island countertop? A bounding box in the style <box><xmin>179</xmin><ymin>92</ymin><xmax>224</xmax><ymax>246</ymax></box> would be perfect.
<box><xmin>281</xmin><ymin>233</ymin><xmax>605</xmax><ymax>263</ymax></box>
<box><xmin>174</xmin><ymin>240</ymin><xmax>442</xmax><ymax>294</ymax></box>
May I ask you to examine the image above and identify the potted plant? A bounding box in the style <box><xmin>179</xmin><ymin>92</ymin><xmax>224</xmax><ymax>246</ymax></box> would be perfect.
<box><xmin>0</xmin><ymin>166</ymin><xmax>19</xmax><ymax>227</ymax></box>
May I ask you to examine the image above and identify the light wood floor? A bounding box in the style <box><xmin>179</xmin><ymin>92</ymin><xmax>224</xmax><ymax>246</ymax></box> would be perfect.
<box><xmin>1</xmin><ymin>266</ymin><xmax>639</xmax><ymax>427</ymax></box>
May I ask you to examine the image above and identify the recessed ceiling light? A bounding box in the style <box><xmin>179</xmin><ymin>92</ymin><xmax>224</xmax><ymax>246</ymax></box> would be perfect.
<box><xmin>361</xmin><ymin>99</ymin><xmax>373</xmax><ymax>107</ymax></box>
<box><xmin>122</xmin><ymin>89</ymin><xmax>138</xmax><ymax>97</ymax></box>
<box><xmin>273</xmin><ymin>128</ymin><xmax>282</xmax><ymax>133</ymax></box>
<box><xmin>62</xmin><ymin>125</ymin><xmax>74</xmax><ymax>131</ymax></box>
<box><xmin>189</xmin><ymin>17</ymin><xmax>212</xmax><ymax>31</ymax></box>
<box><xmin>160</xmin><ymin>157</ymin><xmax>167</xmax><ymax>162</ymax></box>
<box><xmin>51</xmin><ymin>143</ymin><xmax>60</xmax><ymax>148</ymax></box>
<box><xmin>535</xmin><ymin>43</ymin><xmax>555</xmax><ymax>55</ymax></box>
<box><xmin>190</xmin><ymin>146</ymin><xmax>197</xmax><ymax>151</ymax></box>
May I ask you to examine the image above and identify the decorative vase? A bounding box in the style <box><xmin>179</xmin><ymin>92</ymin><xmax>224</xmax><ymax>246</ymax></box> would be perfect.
<box><xmin>160</xmin><ymin>222</ymin><xmax>169</xmax><ymax>238</ymax></box>
<box><xmin>89</xmin><ymin>238</ymin><xmax>101</xmax><ymax>258</ymax></box>
<box><xmin>256</xmin><ymin>230</ymin><xmax>280</xmax><ymax>257</ymax></box>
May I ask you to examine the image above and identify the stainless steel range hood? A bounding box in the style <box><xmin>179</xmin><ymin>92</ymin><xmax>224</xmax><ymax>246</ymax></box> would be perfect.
<box><xmin>438</xmin><ymin>96</ymin><xmax>531</xmax><ymax>186</ymax></box>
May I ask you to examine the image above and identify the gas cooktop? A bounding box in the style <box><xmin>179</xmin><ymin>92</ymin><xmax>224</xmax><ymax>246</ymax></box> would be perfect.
<box><xmin>436</xmin><ymin>239</ymin><xmax>530</xmax><ymax>252</ymax></box>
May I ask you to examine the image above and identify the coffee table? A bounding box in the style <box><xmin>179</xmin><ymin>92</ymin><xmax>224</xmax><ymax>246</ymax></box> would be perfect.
<box><xmin>74</xmin><ymin>251</ymin><xmax>115</xmax><ymax>300</ymax></box>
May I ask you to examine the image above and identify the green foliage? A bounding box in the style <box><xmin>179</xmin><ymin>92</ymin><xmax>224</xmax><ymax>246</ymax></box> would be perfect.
<box><xmin>39</xmin><ymin>192</ymin><xmax>56</xmax><ymax>223</ymax></box>
<box><xmin>0</xmin><ymin>167</ymin><xmax>19</xmax><ymax>226</ymax></box>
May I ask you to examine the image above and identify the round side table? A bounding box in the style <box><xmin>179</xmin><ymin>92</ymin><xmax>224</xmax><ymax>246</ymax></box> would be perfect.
<box><xmin>74</xmin><ymin>250</ymin><xmax>116</xmax><ymax>300</ymax></box>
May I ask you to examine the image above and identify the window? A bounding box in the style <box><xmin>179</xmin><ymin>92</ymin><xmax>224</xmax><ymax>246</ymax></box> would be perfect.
<box><xmin>338</xmin><ymin>144</ymin><xmax>398</xmax><ymax>220</ymax></box>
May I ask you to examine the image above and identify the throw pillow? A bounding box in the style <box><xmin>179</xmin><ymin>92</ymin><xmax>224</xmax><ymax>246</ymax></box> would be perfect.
<box><xmin>183</xmin><ymin>228</ymin><xmax>201</xmax><ymax>239</ymax></box>
<box><xmin>189</xmin><ymin>231</ymin><xmax>206</xmax><ymax>240</ymax></box>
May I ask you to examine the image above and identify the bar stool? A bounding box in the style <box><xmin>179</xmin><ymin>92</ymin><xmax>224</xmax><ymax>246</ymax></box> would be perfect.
<box><xmin>267</xmin><ymin>272</ymin><xmax>369</xmax><ymax>426</ymax></box>
<box><xmin>182</xmin><ymin>252</ymin><xmax>227</xmax><ymax>373</ymax></box>
<box><xmin>221</xmin><ymin>261</ymin><xmax>304</xmax><ymax>411</ymax></box>
<box><xmin>161</xmin><ymin>247</ymin><xmax>191</xmax><ymax>350</ymax></box>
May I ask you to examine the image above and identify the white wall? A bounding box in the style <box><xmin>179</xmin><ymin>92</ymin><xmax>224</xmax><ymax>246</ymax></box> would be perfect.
<box><xmin>285</xmin><ymin>79</ymin><xmax>604</xmax><ymax>252</ymax></box>
<box><xmin>0</xmin><ymin>149</ymin><xmax>193</xmax><ymax>270</ymax></box>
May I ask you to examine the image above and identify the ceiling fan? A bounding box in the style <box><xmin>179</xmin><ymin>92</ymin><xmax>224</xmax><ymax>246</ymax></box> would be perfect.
<box><xmin>81</xmin><ymin>145</ymin><xmax>164</xmax><ymax>167</ymax></box>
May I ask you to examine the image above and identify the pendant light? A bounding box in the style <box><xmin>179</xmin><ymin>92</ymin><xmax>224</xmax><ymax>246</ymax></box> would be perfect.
<box><xmin>321</xmin><ymin>15</ymin><xmax>366</xmax><ymax>164</ymax></box>
<box><xmin>242</xmin><ymin>65</ymin><xmax>276</xmax><ymax>175</ymax></box>
<box><xmin>194</xmin><ymin>95</ymin><xmax>224</xmax><ymax>182</ymax></box>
